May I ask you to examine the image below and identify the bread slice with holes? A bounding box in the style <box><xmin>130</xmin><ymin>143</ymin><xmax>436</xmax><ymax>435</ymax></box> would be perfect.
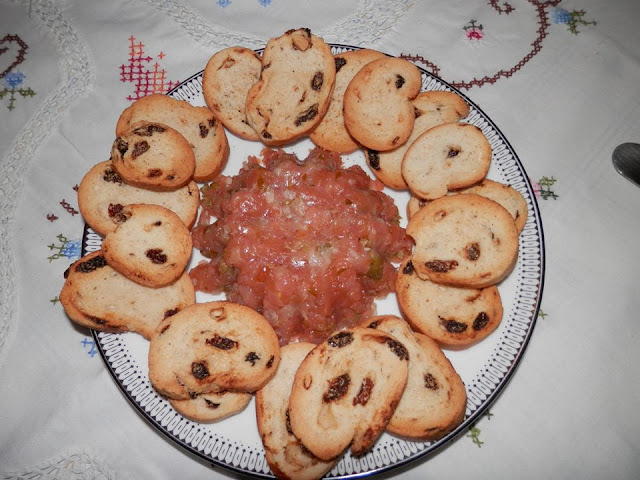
<box><xmin>148</xmin><ymin>301</ymin><xmax>281</xmax><ymax>400</ymax></box>
<box><xmin>288</xmin><ymin>327</ymin><xmax>409</xmax><ymax>460</ymax></box>
<box><xmin>396</xmin><ymin>259</ymin><xmax>503</xmax><ymax>347</ymax></box>
<box><xmin>202</xmin><ymin>46</ymin><xmax>262</xmax><ymax>141</ymax></box>
<box><xmin>343</xmin><ymin>56</ymin><xmax>422</xmax><ymax>152</ymax></box>
<box><xmin>460</xmin><ymin>179</ymin><xmax>529</xmax><ymax>234</ymax></box>
<box><xmin>361</xmin><ymin>315</ymin><xmax>467</xmax><ymax>440</ymax></box>
<box><xmin>101</xmin><ymin>204</ymin><xmax>192</xmax><ymax>287</ymax></box>
<box><xmin>59</xmin><ymin>253</ymin><xmax>128</xmax><ymax>334</ymax></box>
<box><xmin>245</xmin><ymin>28</ymin><xmax>336</xmax><ymax>145</ymax></box>
<box><xmin>365</xmin><ymin>90</ymin><xmax>470</xmax><ymax>189</ymax></box>
<box><xmin>407</xmin><ymin>179</ymin><xmax>529</xmax><ymax>234</ymax></box>
<box><xmin>170</xmin><ymin>390</ymin><xmax>252</xmax><ymax>423</ymax></box>
<box><xmin>116</xmin><ymin>93</ymin><xmax>229</xmax><ymax>182</ymax></box>
<box><xmin>77</xmin><ymin>161</ymin><xmax>199</xmax><ymax>236</ymax></box>
<box><xmin>110</xmin><ymin>121</ymin><xmax>195</xmax><ymax>191</ymax></box>
<box><xmin>406</xmin><ymin>193</ymin><xmax>519</xmax><ymax>288</ymax></box>
<box><xmin>256</xmin><ymin>342</ymin><xmax>337</xmax><ymax>480</ymax></box>
<box><xmin>59</xmin><ymin>250</ymin><xmax>195</xmax><ymax>339</ymax></box>
<box><xmin>402</xmin><ymin>122</ymin><xmax>491</xmax><ymax>200</ymax></box>
<box><xmin>309</xmin><ymin>48</ymin><xmax>386</xmax><ymax>154</ymax></box>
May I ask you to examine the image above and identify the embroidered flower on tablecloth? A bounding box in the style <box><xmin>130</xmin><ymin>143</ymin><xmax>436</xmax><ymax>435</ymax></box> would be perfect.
<box><xmin>4</xmin><ymin>70</ymin><xmax>25</xmax><ymax>88</ymax></box>
<box><xmin>81</xmin><ymin>337</ymin><xmax>98</xmax><ymax>357</ymax></box>
<box><xmin>551</xmin><ymin>7</ymin><xmax>596</xmax><ymax>35</ymax></box>
<box><xmin>1</xmin><ymin>70</ymin><xmax>36</xmax><ymax>111</ymax></box>
<box><xmin>551</xmin><ymin>7</ymin><xmax>571</xmax><ymax>24</ymax></box>
<box><xmin>531</xmin><ymin>176</ymin><xmax>559</xmax><ymax>200</ymax></box>
<box><xmin>463</xmin><ymin>19</ymin><xmax>485</xmax><ymax>43</ymax></box>
<box><xmin>47</xmin><ymin>234</ymin><xmax>82</xmax><ymax>262</ymax></box>
<box><xmin>0</xmin><ymin>34</ymin><xmax>36</xmax><ymax>111</ymax></box>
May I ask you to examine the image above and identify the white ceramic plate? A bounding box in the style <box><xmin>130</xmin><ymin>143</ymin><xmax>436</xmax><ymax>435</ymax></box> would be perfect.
<box><xmin>85</xmin><ymin>44</ymin><xmax>545</xmax><ymax>478</ymax></box>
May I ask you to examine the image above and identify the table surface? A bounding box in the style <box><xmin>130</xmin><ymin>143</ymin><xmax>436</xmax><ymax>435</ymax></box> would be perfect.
<box><xmin>1</xmin><ymin>1</ymin><xmax>639</xmax><ymax>479</ymax></box>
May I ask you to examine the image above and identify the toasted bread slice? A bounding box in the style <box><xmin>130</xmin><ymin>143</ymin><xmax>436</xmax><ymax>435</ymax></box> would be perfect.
<box><xmin>245</xmin><ymin>28</ymin><xmax>336</xmax><ymax>145</ymax></box>
<box><xmin>288</xmin><ymin>327</ymin><xmax>409</xmax><ymax>460</ymax></box>
<box><xmin>148</xmin><ymin>301</ymin><xmax>281</xmax><ymax>399</ymax></box>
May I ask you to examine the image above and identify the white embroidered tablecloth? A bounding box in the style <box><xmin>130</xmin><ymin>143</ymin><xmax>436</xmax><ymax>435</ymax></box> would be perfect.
<box><xmin>1</xmin><ymin>0</ymin><xmax>639</xmax><ymax>479</ymax></box>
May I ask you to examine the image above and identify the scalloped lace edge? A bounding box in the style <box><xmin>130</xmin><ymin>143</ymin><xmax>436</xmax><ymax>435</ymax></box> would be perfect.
<box><xmin>141</xmin><ymin>0</ymin><xmax>413</xmax><ymax>48</ymax></box>
<box><xmin>1</xmin><ymin>448</ymin><xmax>128</xmax><ymax>480</ymax></box>
<box><xmin>0</xmin><ymin>0</ymin><xmax>95</xmax><ymax>365</ymax></box>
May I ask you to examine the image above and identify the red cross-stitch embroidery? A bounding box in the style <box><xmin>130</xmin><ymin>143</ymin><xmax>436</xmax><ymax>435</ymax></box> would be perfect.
<box><xmin>119</xmin><ymin>35</ymin><xmax>179</xmax><ymax>101</ymax></box>
<box><xmin>59</xmin><ymin>199</ymin><xmax>79</xmax><ymax>216</ymax></box>
<box><xmin>0</xmin><ymin>34</ymin><xmax>28</xmax><ymax>79</ymax></box>
<box><xmin>401</xmin><ymin>0</ymin><xmax>595</xmax><ymax>90</ymax></box>
<box><xmin>463</xmin><ymin>20</ymin><xmax>485</xmax><ymax>41</ymax></box>
<box><xmin>489</xmin><ymin>0</ymin><xmax>515</xmax><ymax>15</ymax></box>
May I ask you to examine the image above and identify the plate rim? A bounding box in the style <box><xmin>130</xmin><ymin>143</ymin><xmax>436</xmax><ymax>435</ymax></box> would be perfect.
<box><xmin>87</xmin><ymin>43</ymin><xmax>546</xmax><ymax>479</ymax></box>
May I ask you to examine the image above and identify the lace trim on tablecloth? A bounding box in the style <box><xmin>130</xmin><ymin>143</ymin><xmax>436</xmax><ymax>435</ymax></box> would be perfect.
<box><xmin>1</xmin><ymin>449</ymin><xmax>127</xmax><ymax>480</ymax></box>
<box><xmin>0</xmin><ymin>6</ymin><xmax>109</xmax><ymax>477</ymax></box>
<box><xmin>0</xmin><ymin>0</ymin><xmax>94</xmax><ymax>360</ymax></box>
<box><xmin>319</xmin><ymin>0</ymin><xmax>413</xmax><ymax>45</ymax></box>
<box><xmin>142</xmin><ymin>0</ymin><xmax>413</xmax><ymax>49</ymax></box>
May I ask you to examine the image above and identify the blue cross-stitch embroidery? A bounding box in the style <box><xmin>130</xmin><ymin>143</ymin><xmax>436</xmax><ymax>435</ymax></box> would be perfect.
<box><xmin>551</xmin><ymin>7</ymin><xmax>572</xmax><ymax>24</ymax></box>
<box><xmin>551</xmin><ymin>7</ymin><xmax>596</xmax><ymax>34</ymax></box>
<box><xmin>0</xmin><ymin>71</ymin><xmax>36</xmax><ymax>111</ymax></box>
<box><xmin>4</xmin><ymin>71</ymin><xmax>25</xmax><ymax>88</ymax></box>
<box><xmin>47</xmin><ymin>234</ymin><xmax>82</xmax><ymax>261</ymax></box>
<box><xmin>81</xmin><ymin>337</ymin><xmax>98</xmax><ymax>357</ymax></box>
